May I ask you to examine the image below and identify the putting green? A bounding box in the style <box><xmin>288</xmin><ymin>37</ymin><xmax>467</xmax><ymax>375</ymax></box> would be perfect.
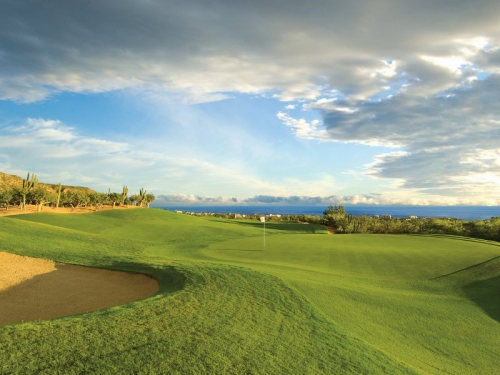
<box><xmin>205</xmin><ymin>234</ymin><xmax>500</xmax><ymax>279</ymax></box>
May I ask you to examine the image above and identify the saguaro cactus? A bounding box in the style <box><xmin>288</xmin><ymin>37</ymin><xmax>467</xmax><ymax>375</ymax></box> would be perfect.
<box><xmin>122</xmin><ymin>185</ymin><xmax>128</xmax><ymax>205</ymax></box>
<box><xmin>138</xmin><ymin>188</ymin><xmax>147</xmax><ymax>207</ymax></box>
<box><xmin>56</xmin><ymin>183</ymin><xmax>62</xmax><ymax>210</ymax></box>
<box><xmin>20</xmin><ymin>172</ymin><xmax>38</xmax><ymax>210</ymax></box>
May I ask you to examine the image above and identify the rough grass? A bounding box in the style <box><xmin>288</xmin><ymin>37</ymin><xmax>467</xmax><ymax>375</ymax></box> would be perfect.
<box><xmin>1</xmin><ymin>209</ymin><xmax>499</xmax><ymax>374</ymax></box>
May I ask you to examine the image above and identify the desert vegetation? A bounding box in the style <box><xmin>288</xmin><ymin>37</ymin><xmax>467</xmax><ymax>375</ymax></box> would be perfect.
<box><xmin>0</xmin><ymin>171</ymin><xmax>155</xmax><ymax>212</ymax></box>
<box><xmin>194</xmin><ymin>204</ymin><xmax>500</xmax><ymax>242</ymax></box>
<box><xmin>1</xmin><ymin>208</ymin><xmax>499</xmax><ymax>374</ymax></box>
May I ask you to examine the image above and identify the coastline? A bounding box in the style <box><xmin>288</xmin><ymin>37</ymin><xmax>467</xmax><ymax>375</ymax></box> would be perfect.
<box><xmin>156</xmin><ymin>205</ymin><xmax>500</xmax><ymax>221</ymax></box>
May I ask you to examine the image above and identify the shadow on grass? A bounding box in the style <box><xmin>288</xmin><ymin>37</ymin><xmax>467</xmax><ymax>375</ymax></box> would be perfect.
<box><xmin>106</xmin><ymin>261</ymin><xmax>187</xmax><ymax>295</ymax></box>
<box><xmin>415</xmin><ymin>234</ymin><xmax>500</xmax><ymax>247</ymax></box>
<box><xmin>432</xmin><ymin>256</ymin><xmax>500</xmax><ymax>280</ymax></box>
<box><xmin>463</xmin><ymin>274</ymin><xmax>500</xmax><ymax>323</ymax></box>
<box><xmin>209</xmin><ymin>248</ymin><xmax>265</xmax><ymax>252</ymax></box>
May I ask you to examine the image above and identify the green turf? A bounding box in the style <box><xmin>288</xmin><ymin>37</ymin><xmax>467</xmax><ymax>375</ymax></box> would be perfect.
<box><xmin>1</xmin><ymin>209</ymin><xmax>499</xmax><ymax>374</ymax></box>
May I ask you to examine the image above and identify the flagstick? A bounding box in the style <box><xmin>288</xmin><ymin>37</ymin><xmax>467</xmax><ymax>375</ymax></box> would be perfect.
<box><xmin>260</xmin><ymin>215</ymin><xmax>266</xmax><ymax>251</ymax></box>
<box><xmin>263</xmin><ymin>217</ymin><xmax>266</xmax><ymax>251</ymax></box>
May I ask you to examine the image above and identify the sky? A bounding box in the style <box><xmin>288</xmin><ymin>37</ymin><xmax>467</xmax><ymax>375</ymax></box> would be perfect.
<box><xmin>1</xmin><ymin>0</ymin><xmax>500</xmax><ymax>206</ymax></box>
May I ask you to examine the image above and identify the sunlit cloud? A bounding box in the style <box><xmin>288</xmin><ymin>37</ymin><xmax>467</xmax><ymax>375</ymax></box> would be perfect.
<box><xmin>1</xmin><ymin>1</ymin><xmax>500</xmax><ymax>203</ymax></box>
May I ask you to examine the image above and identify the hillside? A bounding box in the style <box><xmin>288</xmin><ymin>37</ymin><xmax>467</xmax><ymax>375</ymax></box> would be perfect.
<box><xmin>0</xmin><ymin>171</ymin><xmax>96</xmax><ymax>195</ymax></box>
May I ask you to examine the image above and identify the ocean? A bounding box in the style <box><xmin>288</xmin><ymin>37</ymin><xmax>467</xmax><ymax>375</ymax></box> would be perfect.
<box><xmin>157</xmin><ymin>205</ymin><xmax>500</xmax><ymax>220</ymax></box>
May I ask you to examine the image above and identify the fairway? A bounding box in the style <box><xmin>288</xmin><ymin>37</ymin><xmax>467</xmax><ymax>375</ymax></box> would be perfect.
<box><xmin>1</xmin><ymin>209</ymin><xmax>499</xmax><ymax>374</ymax></box>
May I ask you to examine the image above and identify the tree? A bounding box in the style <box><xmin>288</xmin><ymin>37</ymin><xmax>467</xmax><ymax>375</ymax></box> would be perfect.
<box><xmin>108</xmin><ymin>192</ymin><xmax>120</xmax><ymax>208</ymax></box>
<box><xmin>61</xmin><ymin>190</ymin><xmax>89</xmax><ymax>211</ymax></box>
<box><xmin>28</xmin><ymin>188</ymin><xmax>56</xmax><ymax>212</ymax></box>
<box><xmin>0</xmin><ymin>189</ymin><xmax>14</xmax><ymax>210</ymax></box>
<box><xmin>128</xmin><ymin>194</ymin><xmax>139</xmax><ymax>206</ymax></box>
<box><xmin>89</xmin><ymin>192</ymin><xmax>107</xmax><ymax>211</ymax></box>
<box><xmin>323</xmin><ymin>205</ymin><xmax>347</xmax><ymax>231</ymax></box>
<box><xmin>144</xmin><ymin>193</ymin><xmax>155</xmax><ymax>207</ymax></box>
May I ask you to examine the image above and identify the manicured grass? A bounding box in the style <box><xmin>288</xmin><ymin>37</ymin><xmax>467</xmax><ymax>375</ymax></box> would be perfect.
<box><xmin>205</xmin><ymin>234</ymin><xmax>500</xmax><ymax>279</ymax></box>
<box><xmin>1</xmin><ymin>209</ymin><xmax>500</xmax><ymax>374</ymax></box>
<box><xmin>206</xmin><ymin>235</ymin><xmax>500</xmax><ymax>374</ymax></box>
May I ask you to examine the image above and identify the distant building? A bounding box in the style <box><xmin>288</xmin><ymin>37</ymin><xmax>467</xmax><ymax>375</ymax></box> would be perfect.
<box><xmin>382</xmin><ymin>214</ymin><xmax>392</xmax><ymax>219</ymax></box>
<box><xmin>175</xmin><ymin>210</ymin><xmax>182</xmax><ymax>214</ymax></box>
<box><xmin>409</xmin><ymin>215</ymin><xmax>418</xmax><ymax>219</ymax></box>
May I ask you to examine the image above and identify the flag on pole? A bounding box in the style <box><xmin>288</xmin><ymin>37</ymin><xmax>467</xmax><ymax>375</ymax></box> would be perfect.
<box><xmin>260</xmin><ymin>216</ymin><xmax>266</xmax><ymax>250</ymax></box>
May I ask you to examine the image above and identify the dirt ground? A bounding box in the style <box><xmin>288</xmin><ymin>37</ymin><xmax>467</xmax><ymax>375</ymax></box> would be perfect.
<box><xmin>0</xmin><ymin>204</ymin><xmax>135</xmax><ymax>217</ymax></box>
<box><xmin>0</xmin><ymin>252</ymin><xmax>159</xmax><ymax>325</ymax></box>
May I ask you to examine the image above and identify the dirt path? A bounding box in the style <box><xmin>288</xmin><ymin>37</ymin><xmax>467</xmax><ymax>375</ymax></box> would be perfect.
<box><xmin>0</xmin><ymin>252</ymin><xmax>159</xmax><ymax>325</ymax></box>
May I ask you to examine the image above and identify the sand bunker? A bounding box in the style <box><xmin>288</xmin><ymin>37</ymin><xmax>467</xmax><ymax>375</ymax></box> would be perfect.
<box><xmin>0</xmin><ymin>252</ymin><xmax>57</xmax><ymax>291</ymax></box>
<box><xmin>0</xmin><ymin>252</ymin><xmax>159</xmax><ymax>325</ymax></box>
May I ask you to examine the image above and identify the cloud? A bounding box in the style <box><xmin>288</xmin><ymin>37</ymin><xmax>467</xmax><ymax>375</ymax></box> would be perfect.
<box><xmin>0</xmin><ymin>118</ymin><xmax>282</xmax><ymax>195</ymax></box>
<box><xmin>154</xmin><ymin>193</ymin><xmax>499</xmax><ymax>207</ymax></box>
<box><xmin>0</xmin><ymin>118</ymin><xmax>341</xmax><ymax>198</ymax></box>
<box><xmin>155</xmin><ymin>194</ymin><xmax>240</xmax><ymax>205</ymax></box>
<box><xmin>276</xmin><ymin>112</ymin><xmax>328</xmax><ymax>140</ymax></box>
<box><xmin>277</xmin><ymin>55</ymin><xmax>500</xmax><ymax>199</ymax></box>
<box><xmin>317</xmin><ymin>75</ymin><xmax>500</xmax><ymax>198</ymax></box>
<box><xmin>1</xmin><ymin>1</ymin><xmax>500</xmax><ymax>103</ymax></box>
<box><xmin>2</xmin><ymin>1</ymin><xmax>500</xmax><ymax>200</ymax></box>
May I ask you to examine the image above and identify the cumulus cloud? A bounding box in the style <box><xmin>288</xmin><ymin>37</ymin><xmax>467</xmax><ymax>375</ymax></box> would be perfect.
<box><xmin>312</xmin><ymin>74</ymin><xmax>500</xmax><ymax>198</ymax></box>
<box><xmin>2</xmin><ymin>1</ymin><xmax>500</xmax><ymax>200</ymax></box>
<box><xmin>276</xmin><ymin>112</ymin><xmax>328</xmax><ymax>140</ymax></box>
<box><xmin>276</xmin><ymin>45</ymin><xmax>500</xmax><ymax>199</ymax></box>
<box><xmin>1</xmin><ymin>1</ymin><xmax>499</xmax><ymax>103</ymax></box>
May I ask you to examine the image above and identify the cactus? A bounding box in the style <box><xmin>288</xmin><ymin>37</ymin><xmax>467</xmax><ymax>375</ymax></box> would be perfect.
<box><xmin>138</xmin><ymin>188</ymin><xmax>147</xmax><ymax>207</ymax></box>
<box><xmin>56</xmin><ymin>183</ymin><xmax>62</xmax><ymax>210</ymax></box>
<box><xmin>22</xmin><ymin>172</ymin><xmax>38</xmax><ymax>190</ymax></box>
<box><xmin>20</xmin><ymin>172</ymin><xmax>38</xmax><ymax>210</ymax></box>
<box><xmin>122</xmin><ymin>185</ymin><xmax>128</xmax><ymax>205</ymax></box>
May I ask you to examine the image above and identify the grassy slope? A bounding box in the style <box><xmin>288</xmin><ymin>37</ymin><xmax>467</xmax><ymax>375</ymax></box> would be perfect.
<box><xmin>206</xmin><ymin>235</ymin><xmax>500</xmax><ymax>374</ymax></box>
<box><xmin>2</xmin><ymin>209</ymin><xmax>500</xmax><ymax>374</ymax></box>
<box><xmin>0</xmin><ymin>210</ymin><xmax>411</xmax><ymax>374</ymax></box>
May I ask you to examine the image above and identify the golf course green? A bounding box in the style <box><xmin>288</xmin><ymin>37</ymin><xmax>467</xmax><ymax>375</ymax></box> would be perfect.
<box><xmin>1</xmin><ymin>209</ymin><xmax>499</xmax><ymax>374</ymax></box>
